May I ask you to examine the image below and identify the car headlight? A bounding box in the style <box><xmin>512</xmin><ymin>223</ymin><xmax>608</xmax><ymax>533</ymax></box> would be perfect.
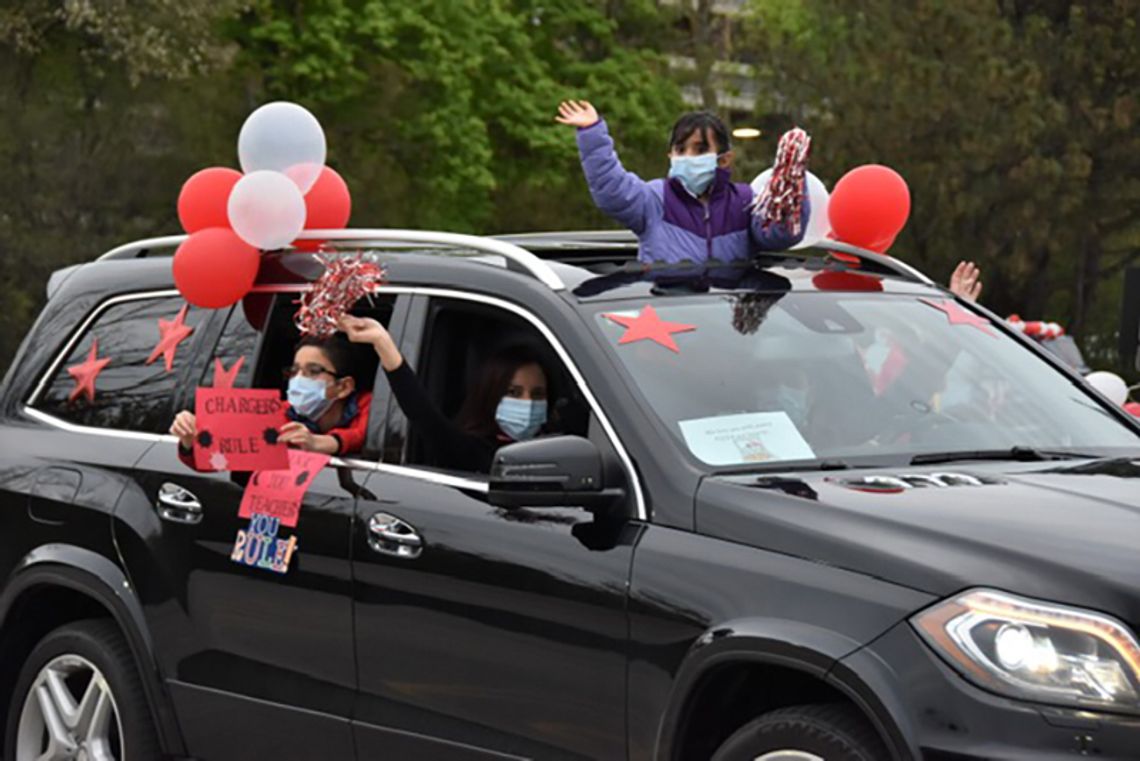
<box><xmin>912</xmin><ymin>588</ymin><xmax>1140</xmax><ymax>713</ymax></box>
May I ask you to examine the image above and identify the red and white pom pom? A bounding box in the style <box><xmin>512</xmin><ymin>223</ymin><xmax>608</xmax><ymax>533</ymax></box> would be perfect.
<box><xmin>1006</xmin><ymin>314</ymin><xmax>1065</xmax><ymax>340</ymax></box>
<box><xmin>295</xmin><ymin>252</ymin><xmax>387</xmax><ymax>338</ymax></box>
<box><xmin>753</xmin><ymin>127</ymin><xmax>811</xmax><ymax>235</ymax></box>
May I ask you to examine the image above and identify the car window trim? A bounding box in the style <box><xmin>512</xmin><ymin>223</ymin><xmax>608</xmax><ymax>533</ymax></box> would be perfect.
<box><xmin>24</xmin><ymin>285</ymin><xmax>647</xmax><ymax>520</ymax></box>
<box><xmin>365</xmin><ymin>285</ymin><xmax>646</xmax><ymax>520</ymax></box>
<box><xmin>26</xmin><ymin>289</ymin><xmax>182</xmax><ymax>409</ymax></box>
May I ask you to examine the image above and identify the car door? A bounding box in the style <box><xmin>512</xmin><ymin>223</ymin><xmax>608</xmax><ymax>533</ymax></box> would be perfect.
<box><xmin>113</xmin><ymin>295</ymin><xmax>389</xmax><ymax>761</ymax></box>
<box><xmin>350</xmin><ymin>291</ymin><xmax>639</xmax><ymax>761</ymax></box>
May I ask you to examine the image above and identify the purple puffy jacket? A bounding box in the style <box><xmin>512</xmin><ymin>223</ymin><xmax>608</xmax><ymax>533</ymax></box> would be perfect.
<box><xmin>576</xmin><ymin>119</ymin><xmax>807</xmax><ymax>264</ymax></box>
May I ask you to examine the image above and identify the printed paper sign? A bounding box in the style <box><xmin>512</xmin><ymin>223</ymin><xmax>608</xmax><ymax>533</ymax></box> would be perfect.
<box><xmin>231</xmin><ymin>513</ymin><xmax>298</xmax><ymax>574</ymax></box>
<box><xmin>678</xmin><ymin>411</ymin><xmax>815</xmax><ymax>466</ymax></box>
<box><xmin>194</xmin><ymin>388</ymin><xmax>289</xmax><ymax>472</ymax></box>
<box><xmin>238</xmin><ymin>448</ymin><xmax>330</xmax><ymax>528</ymax></box>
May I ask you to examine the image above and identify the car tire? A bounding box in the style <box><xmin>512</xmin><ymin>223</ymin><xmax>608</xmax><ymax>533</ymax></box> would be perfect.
<box><xmin>4</xmin><ymin>618</ymin><xmax>160</xmax><ymax>761</ymax></box>
<box><xmin>711</xmin><ymin>703</ymin><xmax>888</xmax><ymax>761</ymax></box>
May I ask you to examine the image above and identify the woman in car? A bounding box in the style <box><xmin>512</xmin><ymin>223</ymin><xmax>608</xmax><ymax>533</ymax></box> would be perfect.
<box><xmin>338</xmin><ymin>314</ymin><xmax>550</xmax><ymax>473</ymax></box>
<box><xmin>170</xmin><ymin>333</ymin><xmax>371</xmax><ymax>461</ymax></box>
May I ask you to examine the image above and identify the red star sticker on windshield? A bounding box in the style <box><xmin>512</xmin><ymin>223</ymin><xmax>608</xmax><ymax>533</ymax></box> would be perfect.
<box><xmin>212</xmin><ymin>356</ymin><xmax>245</xmax><ymax>389</ymax></box>
<box><xmin>67</xmin><ymin>339</ymin><xmax>111</xmax><ymax>403</ymax></box>
<box><xmin>920</xmin><ymin>298</ymin><xmax>996</xmax><ymax>337</ymax></box>
<box><xmin>604</xmin><ymin>305</ymin><xmax>696</xmax><ymax>353</ymax></box>
<box><xmin>146</xmin><ymin>304</ymin><xmax>194</xmax><ymax>372</ymax></box>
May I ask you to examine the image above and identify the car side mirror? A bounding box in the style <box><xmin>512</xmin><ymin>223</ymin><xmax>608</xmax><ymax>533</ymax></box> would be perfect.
<box><xmin>1121</xmin><ymin>268</ymin><xmax>1140</xmax><ymax>375</ymax></box>
<box><xmin>489</xmin><ymin>435</ymin><xmax>625</xmax><ymax>513</ymax></box>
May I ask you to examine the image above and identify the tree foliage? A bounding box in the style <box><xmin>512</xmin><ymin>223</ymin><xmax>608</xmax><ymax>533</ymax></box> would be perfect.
<box><xmin>742</xmin><ymin>0</ymin><xmax>1139</xmax><ymax>367</ymax></box>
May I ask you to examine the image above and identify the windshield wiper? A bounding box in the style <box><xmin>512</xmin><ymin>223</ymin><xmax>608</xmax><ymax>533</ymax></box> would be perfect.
<box><xmin>910</xmin><ymin>447</ymin><xmax>1100</xmax><ymax>466</ymax></box>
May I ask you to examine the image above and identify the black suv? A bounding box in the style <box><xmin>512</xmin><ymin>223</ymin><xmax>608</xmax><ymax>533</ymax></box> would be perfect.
<box><xmin>1</xmin><ymin>229</ymin><xmax>1140</xmax><ymax>761</ymax></box>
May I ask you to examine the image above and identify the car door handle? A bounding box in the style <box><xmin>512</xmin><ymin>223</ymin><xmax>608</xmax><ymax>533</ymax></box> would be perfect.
<box><xmin>367</xmin><ymin>512</ymin><xmax>423</xmax><ymax>559</ymax></box>
<box><xmin>157</xmin><ymin>482</ymin><xmax>204</xmax><ymax>525</ymax></box>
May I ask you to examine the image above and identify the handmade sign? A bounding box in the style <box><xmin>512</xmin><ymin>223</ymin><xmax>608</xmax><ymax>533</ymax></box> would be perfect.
<box><xmin>238</xmin><ymin>448</ymin><xmax>330</xmax><ymax>528</ymax></box>
<box><xmin>603</xmin><ymin>305</ymin><xmax>696</xmax><ymax>353</ymax></box>
<box><xmin>67</xmin><ymin>339</ymin><xmax>111</xmax><ymax>403</ymax></box>
<box><xmin>231</xmin><ymin>513</ymin><xmax>298</xmax><ymax>574</ymax></box>
<box><xmin>919</xmin><ymin>298</ymin><xmax>996</xmax><ymax>337</ymax></box>
<box><xmin>193</xmin><ymin>387</ymin><xmax>289</xmax><ymax>471</ymax></box>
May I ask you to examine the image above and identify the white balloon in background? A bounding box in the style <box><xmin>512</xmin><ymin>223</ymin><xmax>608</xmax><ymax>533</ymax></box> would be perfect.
<box><xmin>1085</xmin><ymin>371</ymin><xmax>1129</xmax><ymax>407</ymax></box>
<box><xmin>750</xmin><ymin>169</ymin><xmax>831</xmax><ymax>249</ymax></box>
<box><xmin>238</xmin><ymin>102</ymin><xmax>327</xmax><ymax>194</ymax></box>
<box><xmin>228</xmin><ymin>170</ymin><xmax>307</xmax><ymax>250</ymax></box>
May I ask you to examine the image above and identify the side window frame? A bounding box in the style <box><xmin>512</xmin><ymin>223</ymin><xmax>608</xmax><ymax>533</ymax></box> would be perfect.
<box><xmin>27</xmin><ymin>290</ymin><xmax>214</xmax><ymax>437</ymax></box>
<box><xmin>375</xmin><ymin>287</ymin><xmax>646</xmax><ymax>520</ymax></box>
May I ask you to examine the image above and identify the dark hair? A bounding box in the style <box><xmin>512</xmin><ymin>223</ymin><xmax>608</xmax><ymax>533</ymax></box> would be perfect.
<box><xmin>455</xmin><ymin>345</ymin><xmax>551</xmax><ymax>438</ymax></box>
<box><xmin>669</xmin><ymin>111</ymin><xmax>731</xmax><ymax>154</ymax></box>
<box><xmin>296</xmin><ymin>334</ymin><xmax>356</xmax><ymax>379</ymax></box>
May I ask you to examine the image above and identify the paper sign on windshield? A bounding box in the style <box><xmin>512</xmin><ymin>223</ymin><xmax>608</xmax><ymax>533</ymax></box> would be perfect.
<box><xmin>678</xmin><ymin>412</ymin><xmax>815</xmax><ymax>466</ymax></box>
<box><xmin>194</xmin><ymin>388</ymin><xmax>289</xmax><ymax>472</ymax></box>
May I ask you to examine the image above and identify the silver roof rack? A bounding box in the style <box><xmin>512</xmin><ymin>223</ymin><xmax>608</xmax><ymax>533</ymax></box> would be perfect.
<box><xmin>97</xmin><ymin>228</ymin><xmax>567</xmax><ymax>291</ymax></box>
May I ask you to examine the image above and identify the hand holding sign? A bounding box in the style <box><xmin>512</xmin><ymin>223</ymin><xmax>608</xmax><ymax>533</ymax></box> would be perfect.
<box><xmin>194</xmin><ymin>387</ymin><xmax>290</xmax><ymax>471</ymax></box>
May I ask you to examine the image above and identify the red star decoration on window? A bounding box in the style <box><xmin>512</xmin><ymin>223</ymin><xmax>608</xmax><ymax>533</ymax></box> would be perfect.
<box><xmin>603</xmin><ymin>305</ymin><xmax>697</xmax><ymax>353</ymax></box>
<box><xmin>146</xmin><ymin>304</ymin><xmax>194</xmax><ymax>372</ymax></box>
<box><xmin>67</xmin><ymin>339</ymin><xmax>111</xmax><ymax>403</ymax></box>
<box><xmin>212</xmin><ymin>356</ymin><xmax>246</xmax><ymax>389</ymax></box>
<box><xmin>919</xmin><ymin>298</ymin><xmax>996</xmax><ymax>337</ymax></box>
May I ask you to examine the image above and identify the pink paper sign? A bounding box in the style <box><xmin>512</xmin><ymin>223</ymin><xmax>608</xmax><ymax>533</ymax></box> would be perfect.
<box><xmin>238</xmin><ymin>448</ymin><xmax>331</xmax><ymax>528</ymax></box>
<box><xmin>194</xmin><ymin>388</ymin><xmax>289</xmax><ymax>472</ymax></box>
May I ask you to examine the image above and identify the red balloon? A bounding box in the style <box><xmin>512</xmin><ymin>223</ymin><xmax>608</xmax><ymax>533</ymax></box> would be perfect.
<box><xmin>1125</xmin><ymin>402</ymin><xmax>1140</xmax><ymax>418</ymax></box>
<box><xmin>173</xmin><ymin>228</ymin><xmax>260</xmax><ymax>308</ymax></box>
<box><xmin>828</xmin><ymin>165</ymin><xmax>911</xmax><ymax>248</ymax></box>
<box><xmin>296</xmin><ymin>167</ymin><xmax>351</xmax><ymax>251</ymax></box>
<box><xmin>812</xmin><ymin>271</ymin><xmax>884</xmax><ymax>292</ymax></box>
<box><xmin>178</xmin><ymin>167</ymin><xmax>242</xmax><ymax>233</ymax></box>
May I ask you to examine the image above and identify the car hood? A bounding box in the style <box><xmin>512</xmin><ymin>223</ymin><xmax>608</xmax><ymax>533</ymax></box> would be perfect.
<box><xmin>697</xmin><ymin>458</ymin><xmax>1140</xmax><ymax>623</ymax></box>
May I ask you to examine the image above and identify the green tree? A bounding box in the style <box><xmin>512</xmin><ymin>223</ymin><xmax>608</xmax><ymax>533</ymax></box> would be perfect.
<box><xmin>742</xmin><ymin>0</ymin><xmax>1139</xmax><ymax>371</ymax></box>
<box><xmin>231</xmin><ymin>0</ymin><xmax>682</xmax><ymax>231</ymax></box>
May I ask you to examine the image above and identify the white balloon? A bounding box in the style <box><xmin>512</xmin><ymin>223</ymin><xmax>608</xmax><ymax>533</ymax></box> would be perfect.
<box><xmin>750</xmin><ymin>169</ymin><xmax>831</xmax><ymax>249</ymax></box>
<box><xmin>238</xmin><ymin>102</ymin><xmax>327</xmax><ymax>194</ymax></box>
<box><xmin>1085</xmin><ymin>371</ymin><xmax>1129</xmax><ymax>407</ymax></box>
<box><xmin>227</xmin><ymin>170</ymin><xmax>307</xmax><ymax>250</ymax></box>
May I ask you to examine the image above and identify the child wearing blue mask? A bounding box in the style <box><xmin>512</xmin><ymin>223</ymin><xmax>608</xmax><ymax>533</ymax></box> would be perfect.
<box><xmin>339</xmin><ymin>315</ymin><xmax>550</xmax><ymax>473</ymax></box>
<box><xmin>557</xmin><ymin>100</ymin><xmax>808</xmax><ymax>264</ymax></box>
<box><xmin>171</xmin><ymin>334</ymin><xmax>371</xmax><ymax>463</ymax></box>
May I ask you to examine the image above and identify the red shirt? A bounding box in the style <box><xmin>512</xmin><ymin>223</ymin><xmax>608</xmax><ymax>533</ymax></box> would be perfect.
<box><xmin>178</xmin><ymin>391</ymin><xmax>372</xmax><ymax>470</ymax></box>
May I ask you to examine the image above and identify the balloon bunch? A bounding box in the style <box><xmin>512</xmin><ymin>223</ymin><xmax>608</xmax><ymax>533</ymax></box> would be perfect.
<box><xmin>751</xmin><ymin>159</ymin><xmax>910</xmax><ymax>254</ymax></box>
<box><xmin>173</xmin><ymin>102</ymin><xmax>353</xmax><ymax>308</ymax></box>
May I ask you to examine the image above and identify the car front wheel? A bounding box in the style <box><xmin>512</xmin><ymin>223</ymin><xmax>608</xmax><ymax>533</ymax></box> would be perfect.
<box><xmin>711</xmin><ymin>704</ymin><xmax>887</xmax><ymax>761</ymax></box>
<box><xmin>5</xmin><ymin>619</ymin><xmax>160</xmax><ymax>761</ymax></box>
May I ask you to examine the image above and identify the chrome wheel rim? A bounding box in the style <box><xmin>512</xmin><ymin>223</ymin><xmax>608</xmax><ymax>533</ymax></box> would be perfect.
<box><xmin>756</xmin><ymin>753</ymin><xmax>825</xmax><ymax>761</ymax></box>
<box><xmin>16</xmin><ymin>654</ymin><xmax>123</xmax><ymax>761</ymax></box>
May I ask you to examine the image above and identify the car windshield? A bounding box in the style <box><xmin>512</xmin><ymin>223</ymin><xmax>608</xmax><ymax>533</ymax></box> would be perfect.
<box><xmin>594</xmin><ymin>292</ymin><xmax>1140</xmax><ymax>470</ymax></box>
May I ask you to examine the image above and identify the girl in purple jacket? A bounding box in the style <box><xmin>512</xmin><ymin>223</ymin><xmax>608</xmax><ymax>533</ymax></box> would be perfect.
<box><xmin>556</xmin><ymin>100</ymin><xmax>807</xmax><ymax>265</ymax></box>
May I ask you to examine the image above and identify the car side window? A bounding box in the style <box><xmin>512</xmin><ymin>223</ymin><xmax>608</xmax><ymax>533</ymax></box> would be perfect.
<box><xmin>397</xmin><ymin>297</ymin><xmax>590</xmax><ymax>474</ymax></box>
<box><xmin>34</xmin><ymin>296</ymin><xmax>206</xmax><ymax>434</ymax></box>
<box><xmin>197</xmin><ymin>304</ymin><xmax>259</xmax><ymax>390</ymax></box>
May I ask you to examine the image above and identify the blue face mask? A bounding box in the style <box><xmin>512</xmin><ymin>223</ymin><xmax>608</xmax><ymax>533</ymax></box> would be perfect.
<box><xmin>496</xmin><ymin>397</ymin><xmax>548</xmax><ymax>441</ymax></box>
<box><xmin>288</xmin><ymin>375</ymin><xmax>334</xmax><ymax>421</ymax></box>
<box><xmin>668</xmin><ymin>153</ymin><xmax>719</xmax><ymax>197</ymax></box>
